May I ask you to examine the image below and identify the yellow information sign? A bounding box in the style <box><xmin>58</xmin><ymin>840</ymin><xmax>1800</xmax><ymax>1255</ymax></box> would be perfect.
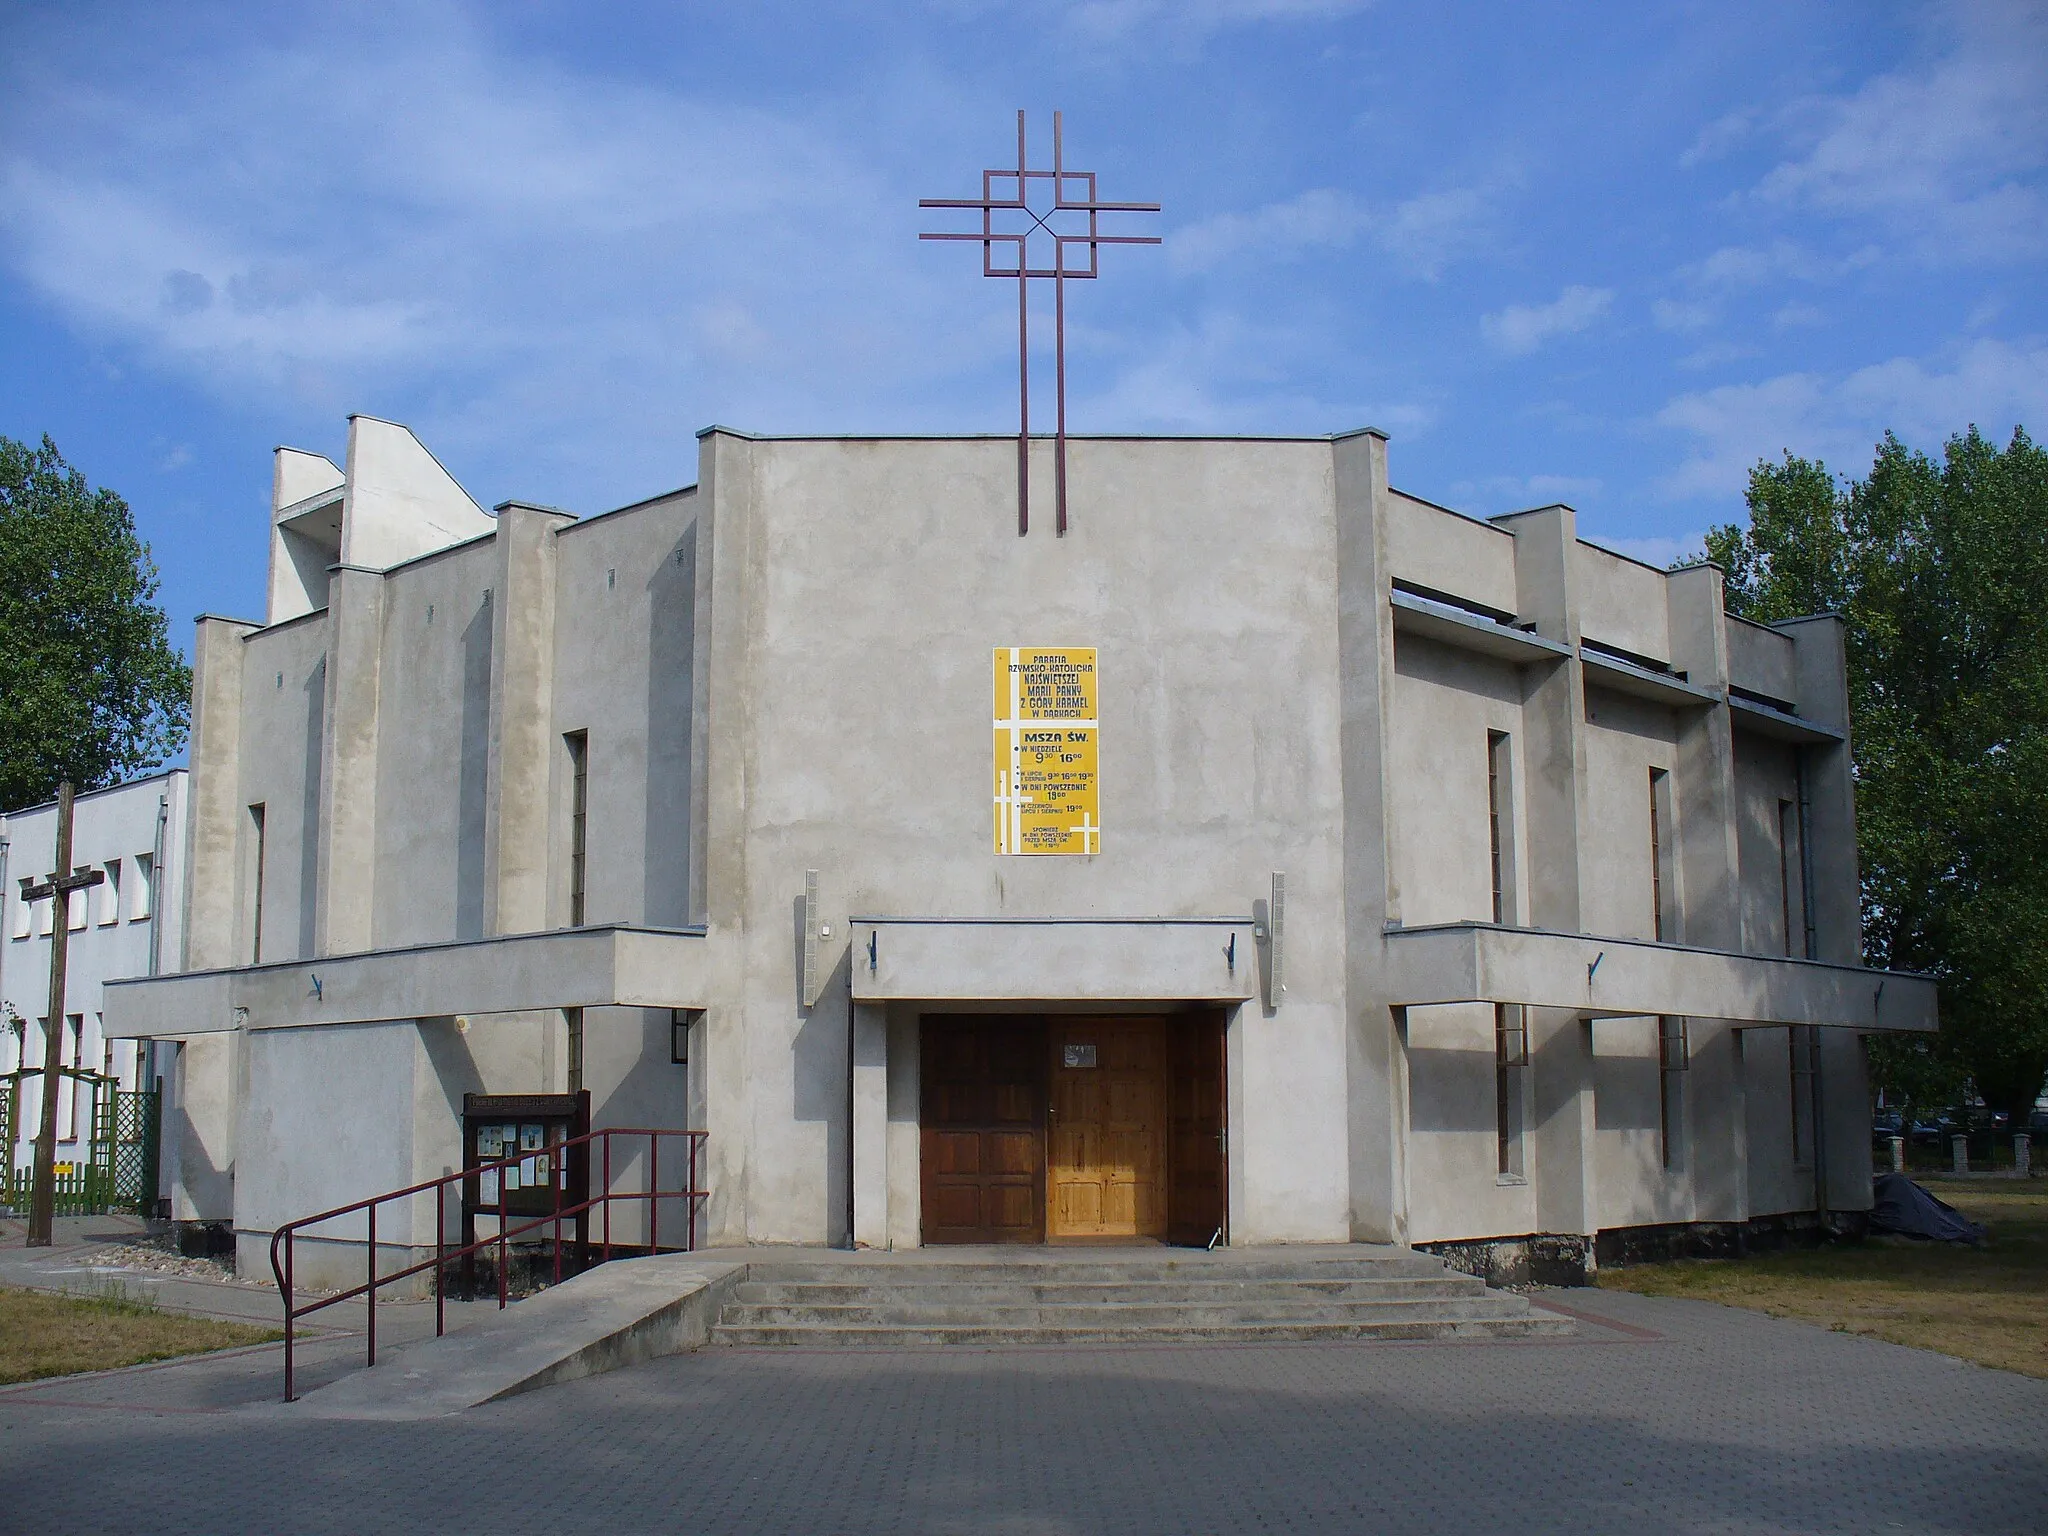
<box><xmin>993</xmin><ymin>647</ymin><xmax>1099</xmax><ymax>855</ymax></box>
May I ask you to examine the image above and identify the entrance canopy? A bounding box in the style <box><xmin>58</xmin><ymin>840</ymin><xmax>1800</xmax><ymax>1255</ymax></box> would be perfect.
<box><xmin>1384</xmin><ymin>921</ymin><xmax>1936</xmax><ymax>1031</ymax></box>
<box><xmin>851</xmin><ymin>915</ymin><xmax>1258</xmax><ymax>1003</ymax></box>
<box><xmin>101</xmin><ymin>923</ymin><xmax>711</xmax><ymax>1038</ymax></box>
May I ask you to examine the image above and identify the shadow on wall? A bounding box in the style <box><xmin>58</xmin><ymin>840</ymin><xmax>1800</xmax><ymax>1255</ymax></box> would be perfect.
<box><xmin>792</xmin><ymin>936</ymin><xmax>852</xmax><ymax>1248</ymax></box>
<box><xmin>456</xmin><ymin>597</ymin><xmax>493</xmax><ymax>941</ymax></box>
<box><xmin>299</xmin><ymin>658</ymin><xmax>324</xmax><ymax>960</ymax></box>
<box><xmin>419</xmin><ymin>1015</ymin><xmax>486</xmax><ymax>1137</ymax></box>
<box><xmin>1408</xmin><ymin>1048</ymin><xmax>1496</xmax><ymax>1135</ymax></box>
<box><xmin>645</xmin><ymin>527</ymin><xmax>695</xmax><ymax>927</ymax></box>
<box><xmin>587</xmin><ymin>1005</ymin><xmax>696</xmax><ymax>1247</ymax></box>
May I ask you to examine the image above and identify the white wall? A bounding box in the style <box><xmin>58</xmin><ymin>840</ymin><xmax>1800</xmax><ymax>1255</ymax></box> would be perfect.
<box><xmin>1</xmin><ymin>772</ymin><xmax>187</xmax><ymax>1174</ymax></box>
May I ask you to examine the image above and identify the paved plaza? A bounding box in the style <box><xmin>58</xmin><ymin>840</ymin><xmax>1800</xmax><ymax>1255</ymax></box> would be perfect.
<box><xmin>0</xmin><ymin>1280</ymin><xmax>2043</xmax><ymax>1534</ymax></box>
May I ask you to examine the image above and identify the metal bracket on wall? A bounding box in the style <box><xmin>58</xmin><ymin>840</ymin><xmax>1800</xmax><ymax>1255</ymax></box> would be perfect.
<box><xmin>1255</xmin><ymin>871</ymin><xmax>1285</xmax><ymax>1009</ymax></box>
<box><xmin>801</xmin><ymin>870</ymin><xmax>821</xmax><ymax>1008</ymax></box>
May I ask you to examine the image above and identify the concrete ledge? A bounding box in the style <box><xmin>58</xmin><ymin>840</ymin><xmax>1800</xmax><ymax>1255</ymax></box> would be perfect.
<box><xmin>852</xmin><ymin>916</ymin><xmax>1257</xmax><ymax>1002</ymax></box>
<box><xmin>279</xmin><ymin>1254</ymin><xmax>745</xmax><ymax>1420</ymax></box>
<box><xmin>104</xmin><ymin>923</ymin><xmax>712</xmax><ymax>1037</ymax></box>
<box><xmin>1385</xmin><ymin>922</ymin><xmax>1937</xmax><ymax>1031</ymax></box>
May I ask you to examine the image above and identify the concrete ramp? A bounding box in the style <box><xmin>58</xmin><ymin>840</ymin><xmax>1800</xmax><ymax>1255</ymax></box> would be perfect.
<box><xmin>280</xmin><ymin>1254</ymin><xmax>745</xmax><ymax>1420</ymax></box>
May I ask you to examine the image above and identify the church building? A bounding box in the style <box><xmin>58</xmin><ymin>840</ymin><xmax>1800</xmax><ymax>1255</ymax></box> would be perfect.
<box><xmin>103</xmin><ymin>412</ymin><xmax>1937</xmax><ymax>1286</ymax></box>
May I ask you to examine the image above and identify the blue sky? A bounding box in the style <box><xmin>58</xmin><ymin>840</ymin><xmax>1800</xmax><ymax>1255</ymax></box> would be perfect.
<box><xmin>3</xmin><ymin>1</ymin><xmax>2044</xmax><ymax>644</ymax></box>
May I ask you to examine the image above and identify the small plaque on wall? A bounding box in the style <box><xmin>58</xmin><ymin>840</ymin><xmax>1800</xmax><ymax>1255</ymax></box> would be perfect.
<box><xmin>1062</xmin><ymin>1043</ymin><xmax>1098</xmax><ymax>1069</ymax></box>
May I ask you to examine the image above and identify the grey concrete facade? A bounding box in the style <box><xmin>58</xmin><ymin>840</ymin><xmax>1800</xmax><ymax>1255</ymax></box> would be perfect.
<box><xmin>101</xmin><ymin>417</ymin><xmax>1936</xmax><ymax>1283</ymax></box>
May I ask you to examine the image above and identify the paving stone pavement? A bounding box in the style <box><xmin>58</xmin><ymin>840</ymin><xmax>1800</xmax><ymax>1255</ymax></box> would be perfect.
<box><xmin>0</xmin><ymin>1285</ymin><xmax>2042</xmax><ymax>1534</ymax></box>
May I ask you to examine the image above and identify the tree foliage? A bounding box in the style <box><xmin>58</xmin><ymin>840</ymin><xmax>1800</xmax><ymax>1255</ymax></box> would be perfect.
<box><xmin>0</xmin><ymin>435</ymin><xmax>191</xmax><ymax>810</ymax></box>
<box><xmin>1704</xmin><ymin>427</ymin><xmax>2048</xmax><ymax>1127</ymax></box>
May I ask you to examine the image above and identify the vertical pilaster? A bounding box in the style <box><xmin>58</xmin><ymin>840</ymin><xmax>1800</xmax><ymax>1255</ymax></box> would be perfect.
<box><xmin>1778</xmin><ymin>615</ymin><xmax>1868</xmax><ymax>1209</ymax></box>
<box><xmin>850</xmin><ymin>1001</ymin><xmax>889</xmax><ymax>1247</ymax></box>
<box><xmin>1334</xmin><ymin>428</ymin><xmax>1403</xmax><ymax>1242</ymax></box>
<box><xmin>1667</xmin><ymin>564</ymin><xmax>1748</xmax><ymax>1223</ymax></box>
<box><xmin>1666</xmin><ymin>566</ymin><xmax>1741</xmax><ymax>949</ymax></box>
<box><xmin>692</xmin><ymin>428</ymin><xmax>760</xmax><ymax>1243</ymax></box>
<box><xmin>482</xmin><ymin>504</ymin><xmax>569</xmax><ymax>936</ymax></box>
<box><xmin>175</xmin><ymin>618</ymin><xmax>257</xmax><ymax>1227</ymax></box>
<box><xmin>316</xmin><ymin>567</ymin><xmax>386</xmax><ymax>956</ymax></box>
<box><xmin>1497</xmin><ymin>506</ymin><xmax>1597</xmax><ymax>1239</ymax></box>
<box><xmin>182</xmin><ymin>617</ymin><xmax>257</xmax><ymax>971</ymax></box>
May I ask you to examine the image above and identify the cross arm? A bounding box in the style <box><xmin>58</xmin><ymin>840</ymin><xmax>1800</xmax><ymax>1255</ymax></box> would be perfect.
<box><xmin>18</xmin><ymin>868</ymin><xmax>105</xmax><ymax>902</ymax></box>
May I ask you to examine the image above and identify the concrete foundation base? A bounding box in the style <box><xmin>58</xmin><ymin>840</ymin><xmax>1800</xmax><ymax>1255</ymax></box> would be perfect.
<box><xmin>174</xmin><ymin>1220</ymin><xmax>234</xmax><ymax>1261</ymax></box>
<box><xmin>1425</xmin><ymin>1212</ymin><xmax>1874</xmax><ymax>1286</ymax></box>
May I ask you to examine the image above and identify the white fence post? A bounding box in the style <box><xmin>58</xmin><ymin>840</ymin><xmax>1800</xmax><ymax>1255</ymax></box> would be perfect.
<box><xmin>1951</xmin><ymin>1135</ymin><xmax>1969</xmax><ymax>1175</ymax></box>
<box><xmin>2016</xmin><ymin>1133</ymin><xmax>2032</xmax><ymax>1178</ymax></box>
<box><xmin>1889</xmin><ymin>1135</ymin><xmax>1906</xmax><ymax>1173</ymax></box>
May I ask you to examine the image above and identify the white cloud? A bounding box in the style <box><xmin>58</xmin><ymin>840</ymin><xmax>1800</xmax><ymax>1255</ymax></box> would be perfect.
<box><xmin>1481</xmin><ymin>285</ymin><xmax>1613</xmax><ymax>356</ymax></box>
<box><xmin>1680</xmin><ymin>241</ymin><xmax>1827</xmax><ymax>290</ymax></box>
<box><xmin>1077</xmin><ymin>307</ymin><xmax>1435</xmax><ymax>437</ymax></box>
<box><xmin>1170</xmin><ymin>188</ymin><xmax>1369</xmax><ymax>272</ymax></box>
<box><xmin>1675</xmin><ymin>341</ymin><xmax>1762</xmax><ymax>372</ymax></box>
<box><xmin>1377</xmin><ymin>185</ymin><xmax>1494</xmax><ymax>281</ymax></box>
<box><xmin>1170</xmin><ymin>181</ymin><xmax>1492</xmax><ymax>280</ymax></box>
<box><xmin>1751</xmin><ymin>4</ymin><xmax>2048</xmax><ymax>262</ymax></box>
<box><xmin>1679</xmin><ymin>107</ymin><xmax>1762</xmax><ymax>169</ymax></box>
<box><xmin>0</xmin><ymin>5</ymin><xmax>989</xmax><ymax>498</ymax></box>
<box><xmin>1772</xmin><ymin>301</ymin><xmax>1824</xmax><ymax>329</ymax></box>
<box><xmin>1653</xmin><ymin>297</ymin><xmax>1715</xmax><ymax>334</ymax></box>
<box><xmin>1655</xmin><ymin>336</ymin><xmax>2048</xmax><ymax>499</ymax></box>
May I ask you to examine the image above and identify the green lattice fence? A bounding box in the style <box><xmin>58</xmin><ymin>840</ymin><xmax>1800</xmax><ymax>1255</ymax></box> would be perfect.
<box><xmin>1</xmin><ymin>1070</ymin><xmax>158</xmax><ymax>1216</ymax></box>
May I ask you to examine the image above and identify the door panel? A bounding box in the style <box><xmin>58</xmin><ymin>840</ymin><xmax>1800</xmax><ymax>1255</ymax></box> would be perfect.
<box><xmin>1168</xmin><ymin>1011</ymin><xmax>1228</xmax><ymax>1246</ymax></box>
<box><xmin>920</xmin><ymin>1017</ymin><xmax>1046</xmax><ymax>1244</ymax></box>
<box><xmin>1047</xmin><ymin>1018</ymin><xmax>1167</xmax><ymax>1240</ymax></box>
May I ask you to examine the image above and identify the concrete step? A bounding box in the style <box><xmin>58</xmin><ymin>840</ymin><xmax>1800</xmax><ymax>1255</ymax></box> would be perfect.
<box><xmin>719</xmin><ymin>1296</ymin><xmax>1538</xmax><ymax>1328</ymax></box>
<box><xmin>730</xmin><ymin>1276</ymin><xmax>1485</xmax><ymax>1306</ymax></box>
<box><xmin>738</xmin><ymin>1257</ymin><xmax>1450</xmax><ymax>1286</ymax></box>
<box><xmin>714</xmin><ymin>1247</ymin><xmax>1571</xmax><ymax>1349</ymax></box>
<box><xmin>713</xmin><ymin>1314</ymin><xmax>1574</xmax><ymax>1347</ymax></box>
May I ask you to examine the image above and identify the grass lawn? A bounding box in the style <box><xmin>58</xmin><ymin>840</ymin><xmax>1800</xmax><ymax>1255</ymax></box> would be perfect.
<box><xmin>1600</xmin><ymin>1177</ymin><xmax>2048</xmax><ymax>1379</ymax></box>
<box><xmin>0</xmin><ymin>1287</ymin><xmax>280</xmax><ymax>1385</ymax></box>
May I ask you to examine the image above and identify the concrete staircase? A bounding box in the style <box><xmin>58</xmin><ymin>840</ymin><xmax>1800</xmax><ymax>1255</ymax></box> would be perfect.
<box><xmin>712</xmin><ymin>1248</ymin><xmax>1571</xmax><ymax>1347</ymax></box>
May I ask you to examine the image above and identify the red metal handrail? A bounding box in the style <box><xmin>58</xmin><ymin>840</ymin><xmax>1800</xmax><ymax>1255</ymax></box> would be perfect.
<box><xmin>268</xmin><ymin>1126</ymin><xmax>707</xmax><ymax>1402</ymax></box>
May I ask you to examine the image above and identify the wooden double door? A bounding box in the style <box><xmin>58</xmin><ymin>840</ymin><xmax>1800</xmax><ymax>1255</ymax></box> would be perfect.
<box><xmin>920</xmin><ymin>1014</ymin><xmax>1226</xmax><ymax>1246</ymax></box>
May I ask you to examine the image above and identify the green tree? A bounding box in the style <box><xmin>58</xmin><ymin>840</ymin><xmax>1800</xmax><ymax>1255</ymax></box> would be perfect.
<box><xmin>1703</xmin><ymin>427</ymin><xmax>2048</xmax><ymax>1131</ymax></box>
<box><xmin>0</xmin><ymin>435</ymin><xmax>191</xmax><ymax>809</ymax></box>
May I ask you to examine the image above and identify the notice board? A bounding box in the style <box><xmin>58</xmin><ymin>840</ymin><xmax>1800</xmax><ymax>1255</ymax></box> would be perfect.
<box><xmin>993</xmin><ymin>646</ymin><xmax>1099</xmax><ymax>855</ymax></box>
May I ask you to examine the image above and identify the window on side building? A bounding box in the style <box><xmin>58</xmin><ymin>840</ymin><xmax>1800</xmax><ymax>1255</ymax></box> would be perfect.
<box><xmin>565</xmin><ymin>731</ymin><xmax>590</xmax><ymax>927</ymax></box>
<box><xmin>99</xmin><ymin>859</ymin><xmax>122</xmax><ymax>926</ymax></box>
<box><xmin>132</xmin><ymin>852</ymin><xmax>154</xmax><ymax>921</ymax></box>
<box><xmin>1648</xmin><ymin>767</ymin><xmax>1675</xmax><ymax>941</ymax></box>
<box><xmin>1790</xmin><ymin>1025</ymin><xmax>1816</xmax><ymax>1168</ymax></box>
<box><xmin>1495</xmin><ymin>1003</ymin><xmax>1528</xmax><ymax>1180</ymax></box>
<box><xmin>1658</xmin><ymin>1017</ymin><xmax>1689</xmax><ymax>1170</ymax></box>
<box><xmin>65</xmin><ymin>1013</ymin><xmax>85</xmax><ymax>1141</ymax></box>
<box><xmin>245</xmin><ymin>803</ymin><xmax>268</xmax><ymax>964</ymax></box>
<box><xmin>1487</xmin><ymin>731</ymin><xmax>1516</xmax><ymax>924</ymax></box>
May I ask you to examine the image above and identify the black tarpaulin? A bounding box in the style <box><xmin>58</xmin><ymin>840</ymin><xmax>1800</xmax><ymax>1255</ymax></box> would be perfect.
<box><xmin>1868</xmin><ymin>1172</ymin><xmax>1987</xmax><ymax>1243</ymax></box>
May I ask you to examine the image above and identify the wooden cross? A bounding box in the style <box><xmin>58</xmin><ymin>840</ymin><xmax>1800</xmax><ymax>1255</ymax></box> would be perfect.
<box><xmin>17</xmin><ymin>780</ymin><xmax>102</xmax><ymax>1247</ymax></box>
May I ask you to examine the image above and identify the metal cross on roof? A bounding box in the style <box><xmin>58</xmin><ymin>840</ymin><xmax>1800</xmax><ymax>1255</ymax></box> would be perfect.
<box><xmin>920</xmin><ymin>111</ymin><xmax>1160</xmax><ymax>536</ymax></box>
